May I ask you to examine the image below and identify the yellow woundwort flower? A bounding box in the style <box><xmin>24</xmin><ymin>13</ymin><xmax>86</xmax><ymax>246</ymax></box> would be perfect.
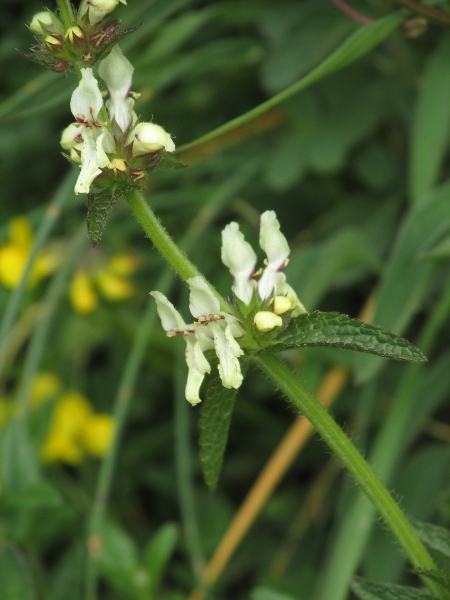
<box><xmin>0</xmin><ymin>217</ymin><xmax>59</xmax><ymax>289</ymax></box>
<box><xmin>70</xmin><ymin>252</ymin><xmax>137</xmax><ymax>314</ymax></box>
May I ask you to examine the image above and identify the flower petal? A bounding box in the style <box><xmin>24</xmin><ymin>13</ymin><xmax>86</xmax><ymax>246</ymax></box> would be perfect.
<box><xmin>185</xmin><ymin>338</ymin><xmax>211</xmax><ymax>405</ymax></box>
<box><xmin>212</xmin><ymin>323</ymin><xmax>243</xmax><ymax>389</ymax></box>
<box><xmin>259</xmin><ymin>211</ymin><xmax>290</xmax><ymax>268</ymax></box>
<box><xmin>98</xmin><ymin>46</ymin><xmax>134</xmax><ymax>132</ymax></box>
<box><xmin>221</xmin><ymin>222</ymin><xmax>257</xmax><ymax>304</ymax></box>
<box><xmin>150</xmin><ymin>291</ymin><xmax>187</xmax><ymax>331</ymax></box>
<box><xmin>188</xmin><ymin>276</ymin><xmax>221</xmax><ymax>319</ymax></box>
<box><xmin>70</xmin><ymin>68</ymin><xmax>103</xmax><ymax>123</ymax></box>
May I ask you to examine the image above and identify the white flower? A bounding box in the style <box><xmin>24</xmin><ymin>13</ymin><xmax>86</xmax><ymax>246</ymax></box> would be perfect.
<box><xmin>258</xmin><ymin>211</ymin><xmax>290</xmax><ymax>300</ymax></box>
<box><xmin>188</xmin><ymin>277</ymin><xmax>244</xmax><ymax>390</ymax></box>
<box><xmin>98</xmin><ymin>46</ymin><xmax>135</xmax><ymax>132</ymax></box>
<box><xmin>60</xmin><ymin>123</ymin><xmax>82</xmax><ymax>150</ymax></box>
<box><xmin>75</xmin><ymin>130</ymin><xmax>110</xmax><ymax>195</ymax></box>
<box><xmin>126</xmin><ymin>122</ymin><xmax>175</xmax><ymax>155</ymax></box>
<box><xmin>69</xmin><ymin>69</ymin><xmax>112</xmax><ymax>194</ymax></box>
<box><xmin>79</xmin><ymin>0</ymin><xmax>127</xmax><ymax>25</ymax></box>
<box><xmin>221</xmin><ymin>222</ymin><xmax>257</xmax><ymax>305</ymax></box>
<box><xmin>150</xmin><ymin>291</ymin><xmax>211</xmax><ymax>406</ymax></box>
<box><xmin>70</xmin><ymin>68</ymin><xmax>104</xmax><ymax>128</ymax></box>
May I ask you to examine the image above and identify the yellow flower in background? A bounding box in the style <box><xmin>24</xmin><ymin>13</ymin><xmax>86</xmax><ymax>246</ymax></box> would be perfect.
<box><xmin>30</xmin><ymin>372</ymin><xmax>63</xmax><ymax>408</ymax></box>
<box><xmin>70</xmin><ymin>252</ymin><xmax>138</xmax><ymax>314</ymax></box>
<box><xmin>81</xmin><ymin>414</ymin><xmax>115</xmax><ymax>457</ymax></box>
<box><xmin>0</xmin><ymin>217</ymin><xmax>59</xmax><ymax>289</ymax></box>
<box><xmin>41</xmin><ymin>389</ymin><xmax>115</xmax><ymax>464</ymax></box>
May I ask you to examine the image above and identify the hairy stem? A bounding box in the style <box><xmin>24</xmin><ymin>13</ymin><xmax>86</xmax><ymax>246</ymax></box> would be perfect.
<box><xmin>253</xmin><ymin>353</ymin><xmax>450</xmax><ymax>600</ymax></box>
<box><xmin>55</xmin><ymin>0</ymin><xmax>75</xmax><ymax>29</ymax></box>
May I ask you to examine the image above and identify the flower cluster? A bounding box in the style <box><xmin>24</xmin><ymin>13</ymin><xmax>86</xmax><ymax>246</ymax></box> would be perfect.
<box><xmin>152</xmin><ymin>211</ymin><xmax>306</xmax><ymax>405</ymax></box>
<box><xmin>26</xmin><ymin>0</ymin><xmax>133</xmax><ymax>73</ymax></box>
<box><xmin>61</xmin><ymin>45</ymin><xmax>175</xmax><ymax>196</ymax></box>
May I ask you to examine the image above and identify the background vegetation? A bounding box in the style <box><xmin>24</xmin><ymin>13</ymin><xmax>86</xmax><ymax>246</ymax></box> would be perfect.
<box><xmin>0</xmin><ymin>1</ymin><xmax>449</xmax><ymax>599</ymax></box>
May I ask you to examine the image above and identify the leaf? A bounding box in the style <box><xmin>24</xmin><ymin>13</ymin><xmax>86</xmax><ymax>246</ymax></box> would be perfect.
<box><xmin>351</xmin><ymin>577</ymin><xmax>436</xmax><ymax>600</ymax></box>
<box><xmin>251</xmin><ymin>587</ymin><xmax>298</xmax><ymax>600</ymax></box>
<box><xmin>157</xmin><ymin>152</ymin><xmax>186</xmax><ymax>170</ymax></box>
<box><xmin>7</xmin><ymin>480</ymin><xmax>62</xmax><ymax>510</ymax></box>
<box><xmin>410</xmin><ymin>34</ymin><xmax>450</xmax><ymax>205</ymax></box>
<box><xmin>86</xmin><ymin>187</ymin><xmax>132</xmax><ymax>247</ymax></box>
<box><xmin>414</xmin><ymin>522</ymin><xmax>450</xmax><ymax>559</ymax></box>
<box><xmin>199</xmin><ymin>375</ymin><xmax>239</xmax><ymax>492</ymax></box>
<box><xmin>416</xmin><ymin>569</ymin><xmax>450</xmax><ymax>591</ymax></box>
<box><xmin>355</xmin><ymin>179</ymin><xmax>450</xmax><ymax>382</ymax></box>
<box><xmin>50</xmin><ymin>542</ymin><xmax>85</xmax><ymax>600</ymax></box>
<box><xmin>144</xmin><ymin>523</ymin><xmax>178</xmax><ymax>593</ymax></box>
<box><xmin>96</xmin><ymin>519</ymin><xmax>139</xmax><ymax>589</ymax></box>
<box><xmin>0</xmin><ymin>545</ymin><xmax>35</xmax><ymax>600</ymax></box>
<box><xmin>271</xmin><ymin>312</ymin><xmax>426</xmax><ymax>362</ymax></box>
<box><xmin>1</xmin><ymin>418</ymin><xmax>39</xmax><ymax>495</ymax></box>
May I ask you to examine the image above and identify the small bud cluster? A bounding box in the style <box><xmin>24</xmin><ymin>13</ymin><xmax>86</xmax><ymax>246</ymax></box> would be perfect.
<box><xmin>26</xmin><ymin>0</ymin><xmax>135</xmax><ymax>73</ymax></box>
<box><xmin>60</xmin><ymin>46</ymin><xmax>176</xmax><ymax>195</ymax></box>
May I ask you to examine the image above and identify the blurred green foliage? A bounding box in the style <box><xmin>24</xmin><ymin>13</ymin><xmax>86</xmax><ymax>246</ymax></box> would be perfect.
<box><xmin>0</xmin><ymin>0</ymin><xmax>450</xmax><ymax>599</ymax></box>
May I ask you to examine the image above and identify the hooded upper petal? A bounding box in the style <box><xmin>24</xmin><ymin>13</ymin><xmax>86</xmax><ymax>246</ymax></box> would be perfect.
<box><xmin>188</xmin><ymin>276</ymin><xmax>221</xmax><ymax>319</ymax></box>
<box><xmin>70</xmin><ymin>69</ymin><xmax>103</xmax><ymax>125</ymax></box>
<box><xmin>98</xmin><ymin>46</ymin><xmax>134</xmax><ymax>132</ymax></box>
<box><xmin>221</xmin><ymin>222</ymin><xmax>257</xmax><ymax>305</ymax></box>
<box><xmin>258</xmin><ymin>211</ymin><xmax>290</xmax><ymax>300</ymax></box>
<box><xmin>150</xmin><ymin>291</ymin><xmax>187</xmax><ymax>331</ymax></box>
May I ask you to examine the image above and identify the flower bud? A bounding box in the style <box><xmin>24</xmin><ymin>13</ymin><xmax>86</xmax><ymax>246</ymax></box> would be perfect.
<box><xmin>254</xmin><ymin>311</ymin><xmax>282</xmax><ymax>333</ymax></box>
<box><xmin>44</xmin><ymin>35</ymin><xmax>64</xmax><ymax>52</ymax></box>
<box><xmin>60</xmin><ymin>123</ymin><xmax>82</xmax><ymax>150</ymax></box>
<box><xmin>126</xmin><ymin>122</ymin><xmax>175</xmax><ymax>156</ymax></box>
<box><xmin>109</xmin><ymin>158</ymin><xmax>127</xmax><ymax>174</ymax></box>
<box><xmin>273</xmin><ymin>295</ymin><xmax>295</xmax><ymax>316</ymax></box>
<box><xmin>70</xmin><ymin>145</ymin><xmax>83</xmax><ymax>164</ymax></box>
<box><xmin>65</xmin><ymin>25</ymin><xmax>85</xmax><ymax>46</ymax></box>
<box><xmin>79</xmin><ymin>0</ymin><xmax>127</xmax><ymax>26</ymax></box>
<box><xmin>29</xmin><ymin>11</ymin><xmax>62</xmax><ymax>36</ymax></box>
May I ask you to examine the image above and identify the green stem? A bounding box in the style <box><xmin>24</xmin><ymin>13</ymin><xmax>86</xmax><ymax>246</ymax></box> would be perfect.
<box><xmin>85</xmin><ymin>167</ymin><xmax>255</xmax><ymax>598</ymax></box>
<box><xmin>253</xmin><ymin>353</ymin><xmax>450</xmax><ymax>600</ymax></box>
<box><xmin>55</xmin><ymin>0</ymin><xmax>75</xmax><ymax>29</ymax></box>
<box><xmin>125</xmin><ymin>189</ymin><xmax>229</xmax><ymax>312</ymax></box>
<box><xmin>394</xmin><ymin>0</ymin><xmax>450</xmax><ymax>26</ymax></box>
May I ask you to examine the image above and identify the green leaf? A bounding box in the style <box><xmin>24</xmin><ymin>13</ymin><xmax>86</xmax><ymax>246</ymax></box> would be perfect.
<box><xmin>351</xmin><ymin>577</ymin><xmax>436</xmax><ymax>600</ymax></box>
<box><xmin>7</xmin><ymin>480</ymin><xmax>62</xmax><ymax>510</ymax></box>
<box><xmin>144</xmin><ymin>523</ymin><xmax>178</xmax><ymax>593</ymax></box>
<box><xmin>410</xmin><ymin>34</ymin><xmax>450</xmax><ymax>205</ymax></box>
<box><xmin>97</xmin><ymin>519</ymin><xmax>139</xmax><ymax>590</ymax></box>
<box><xmin>414</xmin><ymin>522</ymin><xmax>450</xmax><ymax>559</ymax></box>
<box><xmin>86</xmin><ymin>187</ymin><xmax>132</xmax><ymax>247</ymax></box>
<box><xmin>355</xmin><ymin>179</ymin><xmax>450</xmax><ymax>382</ymax></box>
<box><xmin>1</xmin><ymin>418</ymin><xmax>39</xmax><ymax>495</ymax></box>
<box><xmin>417</xmin><ymin>569</ymin><xmax>450</xmax><ymax>591</ymax></box>
<box><xmin>199</xmin><ymin>375</ymin><xmax>239</xmax><ymax>492</ymax></box>
<box><xmin>0</xmin><ymin>545</ymin><xmax>35</xmax><ymax>600</ymax></box>
<box><xmin>157</xmin><ymin>152</ymin><xmax>186</xmax><ymax>170</ymax></box>
<box><xmin>271</xmin><ymin>312</ymin><xmax>426</xmax><ymax>362</ymax></box>
<box><xmin>50</xmin><ymin>542</ymin><xmax>85</xmax><ymax>600</ymax></box>
<box><xmin>251</xmin><ymin>587</ymin><xmax>298</xmax><ymax>600</ymax></box>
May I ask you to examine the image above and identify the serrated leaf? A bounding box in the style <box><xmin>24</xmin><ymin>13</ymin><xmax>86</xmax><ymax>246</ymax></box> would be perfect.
<box><xmin>199</xmin><ymin>376</ymin><xmax>239</xmax><ymax>492</ymax></box>
<box><xmin>417</xmin><ymin>569</ymin><xmax>450</xmax><ymax>591</ymax></box>
<box><xmin>271</xmin><ymin>312</ymin><xmax>426</xmax><ymax>362</ymax></box>
<box><xmin>0</xmin><ymin>545</ymin><xmax>35</xmax><ymax>600</ymax></box>
<box><xmin>414</xmin><ymin>522</ymin><xmax>450</xmax><ymax>559</ymax></box>
<box><xmin>351</xmin><ymin>577</ymin><xmax>436</xmax><ymax>600</ymax></box>
<box><xmin>86</xmin><ymin>187</ymin><xmax>131</xmax><ymax>247</ymax></box>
